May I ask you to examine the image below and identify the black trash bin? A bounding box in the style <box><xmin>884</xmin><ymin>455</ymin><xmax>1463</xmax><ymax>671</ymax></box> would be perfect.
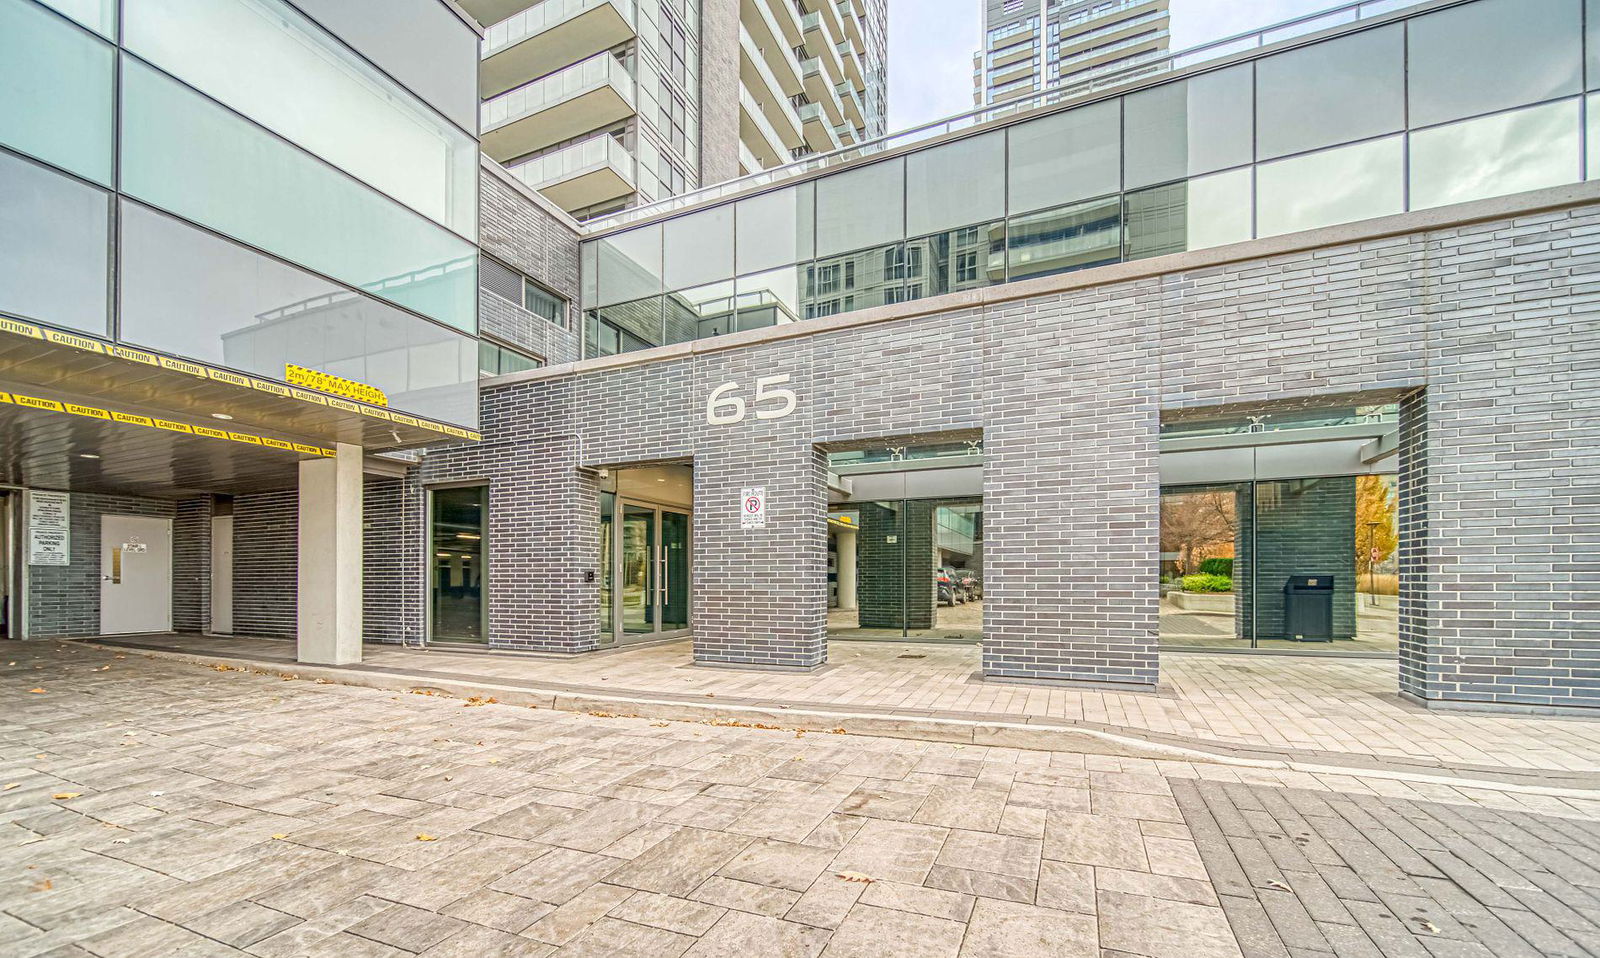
<box><xmin>1282</xmin><ymin>575</ymin><xmax>1334</xmax><ymax>641</ymax></box>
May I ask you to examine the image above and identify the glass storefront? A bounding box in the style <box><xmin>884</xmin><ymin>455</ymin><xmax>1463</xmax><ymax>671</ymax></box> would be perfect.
<box><xmin>1158</xmin><ymin>475</ymin><xmax>1399</xmax><ymax>651</ymax></box>
<box><xmin>598</xmin><ymin>466</ymin><xmax>692</xmax><ymax>645</ymax></box>
<box><xmin>430</xmin><ymin>485</ymin><xmax>487</xmax><ymax>643</ymax></box>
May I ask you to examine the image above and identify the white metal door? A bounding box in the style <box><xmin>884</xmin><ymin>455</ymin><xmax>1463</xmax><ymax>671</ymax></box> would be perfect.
<box><xmin>100</xmin><ymin>515</ymin><xmax>172</xmax><ymax>634</ymax></box>
<box><xmin>210</xmin><ymin>515</ymin><xmax>233</xmax><ymax>634</ymax></box>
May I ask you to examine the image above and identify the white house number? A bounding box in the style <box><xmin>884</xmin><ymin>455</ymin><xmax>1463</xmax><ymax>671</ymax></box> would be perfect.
<box><xmin>706</xmin><ymin>375</ymin><xmax>798</xmax><ymax>425</ymax></box>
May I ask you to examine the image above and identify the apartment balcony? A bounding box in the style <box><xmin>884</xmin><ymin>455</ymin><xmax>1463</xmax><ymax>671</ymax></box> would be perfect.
<box><xmin>762</xmin><ymin>0</ymin><xmax>804</xmax><ymax>47</ymax></box>
<box><xmin>801</xmin><ymin>57</ymin><xmax>847</xmax><ymax>128</ymax></box>
<box><xmin>505</xmin><ymin>134</ymin><xmax>636</xmax><ymax>211</ymax></box>
<box><xmin>740</xmin><ymin>27</ymin><xmax>805</xmax><ymax>145</ymax></box>
<box><xmin>1054</xmin><ymin>0</ymin><xmax>1169</xmax><ymax>36</ymax></box>
<box><xmin>801</xmin><ymin>11</ymin><xmax>847</xmax><ymax>84</ymax></box>
<box><xmin>798</xmin><ymin>100</ymin><xmax>841</xmax><ymax>153</ymax></box>
<box><xmin>481</xmin><ymin>53</ymin><xmax>635</xmax><ymax>162</ymax></box>
<box><xmin>458</xmin><ymin>0</ymin><xmax>544</xmax><ymax>27</ymax></box>
<box><xmin>741</xmin><ymin>0</ymin><xmax>804</xmax><ymax>96</ymax></box>
<box><xmin>816</xmin><ymin>0</ymin><xmax>845</xmax><ymax>47</ymax></box>
<box><xmin>1054</xmin><ymin>7</ymin><xmax>1169</xmax><ymax>60</ymax></box>
<box><xmin>988</xmin><ymin>40</ymin><xmax>1037</xmax><ymax>71</ymax></box>
<box><xmin>837</xmin><ymin>40</ymin><xmax>865</xmax><ymax>88</ymax></box>
<box><xmin>833</xmin><ymin>122</ymin><xmax>856</xmax><ymax>146</ymax></box>
<box><xmin>1055</xmin><ymin>28</ymin><xmax>1171</xmax><ymax>79</ymax></box>
<box><xmin>836</xmin><ymin>1</ymin><xmax>863</xmax><ymax>47</ymax></box>
<box><xmin>835</xmin><ymin>80</ymin><xmax>863</xmax><ymax>127</ymax></box>
<box><xmin>739</xmin><ymin>140</ymin><xmax>764</xmax><ymax>176</ymax></box>
<box><xmin>481</xmin><ymin>0</ymin><xmax>636</xmax><ymax>98</ymax></box>
<box><xmin>740</xmin><ymin>84</ymin><xmax>792</xmax><ymax>169</ymax></box>
<box><xmin>989</xmin><ymin>59</ymin><xmax>1036</xmax><ymax>89</ymax></box>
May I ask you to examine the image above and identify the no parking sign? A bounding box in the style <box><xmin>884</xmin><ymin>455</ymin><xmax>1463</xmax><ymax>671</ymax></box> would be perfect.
<box><xmin>741</xmin><ymin>486</ymin><xmax>767</xmax><ymax>529</ymax></box>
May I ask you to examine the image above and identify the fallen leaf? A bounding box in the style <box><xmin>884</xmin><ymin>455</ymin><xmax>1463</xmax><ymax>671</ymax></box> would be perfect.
<box><xmin>415</xmin><ymin>833</ymin><xmax>438</xmax><ymax>842</ymax></box>
<box><xmin>836</xmin><ymin>871</ymin><xmax>875</xmax><ymax>884</ymax></box>
<box><xmin>32</xmin><ymin>879</ymin><xmax>52</xmax><ymax>892</ymax></box>
<box><xmin>1415</xmin><ymin>919</ymin><xmax>1440</xmax><ymax>934</ymax></box>
<box><xmin>52</xmin><ymin>792</ymin><xmax>81</xmax><ymax>800</ymax></box>
<box><xmin>148</xmin><ymin>791</ymin><xmax>163</xmax><ymax>797</ymax></box>
<box><xmin>28</xmin><ymin>688</ymin><xmax>45</xmax><ymax>694</ymax></box>
<box><xmin>111</xmin><ymin>838</ymin><xmax>130</xmax><ymax>845</ymax></box>
<box><xmin>3</xmin><ymin>783</ymin><xmax>18</xmax><ymax>790</ymax></box>
<box><xmin>271</xmin><ymin>833</ymin><xmax>287</xmax><ymax>840</ymax></box>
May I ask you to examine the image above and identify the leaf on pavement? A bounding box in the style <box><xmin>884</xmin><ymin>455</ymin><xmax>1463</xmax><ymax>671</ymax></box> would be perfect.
<box><xmin>3</xmin><ymin>783</ymin><xmax>18</xmax><ymax>790</ymax></box>
<box><xmin>28</xmin><ymin>688</ymin><xmax>45</xmax><ymax>694</ymax></box>
<box><xmin>835</xmin><ymin>871</ymin><xmax>875</xmax><ymax>883</ymax></box>
<box><xmin>52</xmin><ymin>793</ymin><xmax>81</xmax><ymax>800</ymax></box>
<box><xmin>415</xmin><ymin>833</ymin><xmax>438</xmax><ymax>842</ymax></box>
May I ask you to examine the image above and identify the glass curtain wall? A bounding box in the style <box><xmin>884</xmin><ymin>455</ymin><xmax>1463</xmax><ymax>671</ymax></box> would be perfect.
<box><xmin>582</xmin><ymin>0</ymin><xmax>1594</xmax><ymax>357</ymax></box>
<box><xmin>1158</xmin><ymin>475</ymin><xmax>1399</xmax><ymax>651</ymax></box>
<box><xmin>0</xmin><ymin>0</ymin><xmax>481</xmax><ymax>425</ymax></box>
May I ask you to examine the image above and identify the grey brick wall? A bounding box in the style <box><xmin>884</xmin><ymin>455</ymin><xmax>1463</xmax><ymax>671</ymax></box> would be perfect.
<box><xmin>1237</xmin><ymin>477</ymin><xmax>1358</xmax><ymax>641</ymax></box>
<box><xmin>479</xmin><ymin>166</ymin><xmax>582</xmax><ymax>366</ymax></box>
<box><xmin>172</xmin><ymin>497</ymin><xmax>212</xmax><ymax>633</ymax></box>
<box><xmin>364</xmin><ymin>476</ymin><xmax>408</xmax><ymax>644</ymax></box>
<box><xmin>697</xmin><ymin>0</ymin><xmax>741</xmax><ymax>186</ymax></box>
<box><xmin>388</xmin><ymin>198</ymin><xmax>1600</xmax><ymax>706</ymax></box>
<box><xmin>26</xmin><ymin>493</ymin><xmax>174</xmax><ymax>638</ymax></box>
<box><xmin>232</xmin><ymin>490</ymin><xmax>297</xmax><ymax>639</ymax></box>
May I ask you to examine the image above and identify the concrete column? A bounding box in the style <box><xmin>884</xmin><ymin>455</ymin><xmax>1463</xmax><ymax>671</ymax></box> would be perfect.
<box><xmin>297</xmin><ymin>442</ymin><xmax>362</xmax><ymax>665</ymax></box>
<box><xmin>836</xmin><ymin>529</ymin><xmax>857</xmax><ymax>610</ymax></box>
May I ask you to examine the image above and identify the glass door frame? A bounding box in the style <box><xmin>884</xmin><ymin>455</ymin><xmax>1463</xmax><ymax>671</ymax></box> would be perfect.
<box><xmin>606</xmin><ymin>497</ymin><xmax>691</xmax><ymax>646</ymax></box>
<box><xmin>424</xmin><ymin>481</ymin><xmax>489</xmax><ymax>647</ymax></box>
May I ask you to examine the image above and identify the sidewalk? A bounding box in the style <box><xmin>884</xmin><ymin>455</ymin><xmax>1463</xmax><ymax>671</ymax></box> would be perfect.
<box><xmin>84</xmin><ymin>634</ymin><xmax>1600</xmax><ymax>790</ymax></box>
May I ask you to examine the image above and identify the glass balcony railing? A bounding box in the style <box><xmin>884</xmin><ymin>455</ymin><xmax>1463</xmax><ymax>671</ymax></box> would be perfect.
<box><xmin>1055</xmin><ymin>10</ymin><xmax>1169</xmax><ymax>53</ymax></box>
<box><xmin>482</xmin><ymin>0</ymin><xmax>634</xmax><ymax>58</ymax></box>
<box><xmin>1054</xmin><ymin>0</ymin><xmax>1163</xmax><ymax>32</ymax></box>
<box><xmin>1057</xmin><ymin>29</ymin><xmax>1171</xmax><ymax>73</ymax></box>
<box><xmin>505</xmin><ymin>135</ymin><xmax>634</xmax><ymax>190</ymax></box>
<box><xmin>481</xmin><ymin>52</ymin><xmax>633</xmax><ymax>131</ymax></box>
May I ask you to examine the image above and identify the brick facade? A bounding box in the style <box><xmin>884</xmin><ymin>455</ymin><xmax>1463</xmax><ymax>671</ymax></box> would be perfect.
<box><xmin>389</xmin><ymin>195</ymin><xmax>1600</xmax><ymax>708</ymax></box>
<box><xmin>478</xmin><ymin>164</ymin><xmax>582</xmax><ymax>366</ymax></box>
<box><xmin>26</xmin><ymin>493</ymin><xmax>174</xmax><ymax>639</ymax></box>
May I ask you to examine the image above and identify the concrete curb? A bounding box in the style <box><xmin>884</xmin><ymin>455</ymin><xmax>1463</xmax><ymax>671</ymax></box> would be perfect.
<box><xmin>88</xmin><ymin>639</ymin><xmax>1600</xmax><ymax>802</ymax></box>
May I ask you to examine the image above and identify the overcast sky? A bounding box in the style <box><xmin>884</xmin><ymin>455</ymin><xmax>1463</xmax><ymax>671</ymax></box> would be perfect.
<box><xmin>886</xmin><ymin>0</ymin><xmax>1362</xmax><ymax>131</ymax></box>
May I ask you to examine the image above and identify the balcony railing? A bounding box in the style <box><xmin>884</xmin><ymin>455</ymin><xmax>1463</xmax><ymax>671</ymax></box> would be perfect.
<box><xmin>1056</xmin><ymin>28</ymin><xmax>1170</xmax><ymax>74</ymax></box>
<box><xmin>482</xmin><ymin>0</ymin><xmax>634</xmax><ymax>58</ymax></box>
<box><xmin>585</xmin><ymin>0</ymin><xmax>1421</xmax><ymax>232</ymax></box>
<box><xmin>1054</xmin><ymin>0</ymin><xmax>1163</xmax><ymax>31</ymax></box>
<box><xmin>505</xmin><ymin>135</ymin><xmax>634</xmax><ymax>190</ymax></box>
<box><xmin>481</xmin><ymin>52</ymin><xmax>633</xmax><ymax>132</ymax></box>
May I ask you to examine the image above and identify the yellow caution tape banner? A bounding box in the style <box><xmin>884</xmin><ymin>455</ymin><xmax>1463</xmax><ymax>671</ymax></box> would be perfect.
<box><xmin>0</xmin><ymin>315</ymin><xmax>480</xmax><ymax>442</ymax></box>
<box><xmin>0</xmin><ymin>391</ymin><xmax>336</xmax><ymax>457</ymax></box>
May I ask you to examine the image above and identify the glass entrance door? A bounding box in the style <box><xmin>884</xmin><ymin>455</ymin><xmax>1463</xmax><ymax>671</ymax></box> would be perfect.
<box><xmin>430</xmin><ymin>485</ymin><xmax>487</xmax><ymax>642</ymax></box>
<box><xmin>611</xmin><ymin>501</ymin><xmax>690</xmax><ymax>644</ymax></box>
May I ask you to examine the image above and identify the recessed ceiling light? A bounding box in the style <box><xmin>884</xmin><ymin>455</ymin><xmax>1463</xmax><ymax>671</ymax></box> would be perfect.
<box><xmin>211</xmin><ymin>413</ymin><xmax>234</xmax><ymax>421</ymax></box>
<box><xmin>79</xmin><ymin>453</ymin><xmax>100</xmax><ymax>460</ymax></box>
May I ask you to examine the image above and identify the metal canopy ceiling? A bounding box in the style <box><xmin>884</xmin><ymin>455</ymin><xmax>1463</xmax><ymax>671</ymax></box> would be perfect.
<box><xmin>0</xmin><ymin>334</ymin><xmax>468</xmax><ymax>453</ymax></box>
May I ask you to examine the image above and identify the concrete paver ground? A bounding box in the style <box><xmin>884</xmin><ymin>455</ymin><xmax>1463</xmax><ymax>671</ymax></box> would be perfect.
<box><xmin>92</xmin><ymin>634</ymin><xmax>1600</xmax><ymax>779</ymax></box>
<box><xmin>4</xmin><ymin>642</ymin><xmax>1600</xmax><ymax>958</ymax></box>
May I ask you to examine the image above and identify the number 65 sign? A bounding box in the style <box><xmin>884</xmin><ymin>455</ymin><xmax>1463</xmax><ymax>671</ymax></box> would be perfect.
<box><xmin>706</xmin><ymin>374</ymin><xmax>798</xmax><ymax>425</ymax></box>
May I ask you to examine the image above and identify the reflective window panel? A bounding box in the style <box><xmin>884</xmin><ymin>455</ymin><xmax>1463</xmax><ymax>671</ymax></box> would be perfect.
<box><xmin>1006</xmin><ymin>195</ymin><xmax>1122</xmax><ymax>282</ymax></box>
<box><xmin>1591</xmin><ymin>0</ymin><xmax>1600</xmax><ymax>91</ymax></box>
<box><xmin>801</xmin><ymin>243</ymin><xmax>905</xmax><ymax>318</ymax></box>
<box><xmin>479</xmin><ymin>339</ymin><xmax>543</xmax><ymax>377</ymax></box>
<box><xmin>1255</xmin><ymin>136</ymin><xmax>1403</xmax><ymax>237</ymax></box>
<box><xmin>664</xmin><ymin>279</ymin><xmax>734</xmax><ymax>343</ymax></box>
<box><xmin>816</xmin><ymin>159</ymin><xmax>905</xmax><ymax>258</ymax></box>
<box><xmin>911</xmin><ymin>222</ymin><xmax>1005</xmax><ymax>297</ymax></box>
<box><xmin>119</xmin><ymin>201</ymin><xmax>479</xmax><ymax>427</ymax></box>
<box><xmin>1006</xmin><ymin>98</ymin><xmax>1120</xmax><ymax>214</ymax></box>
<box><xmin>1124</xmin><ymin>63</ymin><xmax>1253</xmax><ymax>189</ymax></box>
<box><xmin>34</xmin><ymin>0</ymin><xmax>114</xmax><ymax>36</ymax></box>
<box><xmin>0</xmin><ymin>150</ymin><xmax>109</xmax><ymax>335</ymax></box>
<box><xmin>1255</xmin><ymin>25</ymin><xmax>1403</xmax><ymax>161</ymax></box>
<box><xmin>663</xmin><ymin>203</ymin><xmax>733</xmax><ymax>290</ymax></box>
<box><xmin>1406</xmin><ymin>0</ymin><xmax>1582</xmax><ymax>129</ymax></box>
<box><xmin>0</xmin><ymin>0</ymin><xmax>114</xmax><ymax>185</ymax></box>
<box><xmin>125</xmin><ymin>0</ymin><xmax>478</xmax><ymax>238</ymax></box>
<box><xmin>596</xmin><ymin>224</ymin><xmax>663</xmax><ymax>308</ymax></box>
<box><xmin>1186</xmin><ymin>168</ymin><xmax>1254</xmax><ymax>251</ymax></box>
<box><xmin>1409</xmin><ymin>99</ymin><xmax>1581</xmax><ymax>211</ymax></box>
<box><xmin>733</xmin><ymin>268</ymin><xmax>804</xmax><ymax>331</ymax></box>
<box><xmin>1589</xmin><ymin>94</ymin><xmax>1600</xmax><ymax>181</ymax></box>
<box><xmin>119</xmin><ymin>58</ymin><xmax>478</xmax><ymax>334</ymax></box>
<box><xmin>905</xmin><ymin>131</ymin><xmax>1005</xmax><ymax>237</ymax></box>
<box><xmin>735</xmin><ymin>184</ymin><xmax>813</xmax><ymax>274</ymax></box>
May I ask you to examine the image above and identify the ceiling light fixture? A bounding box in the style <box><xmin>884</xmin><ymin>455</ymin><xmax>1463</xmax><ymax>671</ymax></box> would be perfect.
<box><xmin>79</xmin><ymin>453</ymin><xmax>100</xmax><ymax>460</ymax></box>
<box><xmin>211</xmin><ymin>413</ymin><xmax>234</xmax><ymax>421</ymax></box>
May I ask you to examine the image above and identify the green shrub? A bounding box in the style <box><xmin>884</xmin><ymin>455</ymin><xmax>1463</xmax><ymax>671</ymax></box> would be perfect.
<box><xmin>1181</xmin><ymin>573</ymin><xmax>1233</xmax><ymax>593</ymax></box>
<box><xmin>1198</xmin><ymin>558</ymin><xmax>1234</xmax><ymax>577</ymax></box>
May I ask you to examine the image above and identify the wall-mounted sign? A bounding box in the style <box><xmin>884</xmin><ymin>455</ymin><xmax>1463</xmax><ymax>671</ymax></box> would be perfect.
<box><xmin>27</xmin><ymin>491</ymin><xmax>70</xmax><ymax>566</ymax></box>
<box><xmin>741</xmin><ymin>486</ymin><xmax>767</xmax><ymax>529</ymax></box>
<box><xmin>706</xmin><ymin>375</ymin><xmax>798</xmax><ymax>425</ymax></box>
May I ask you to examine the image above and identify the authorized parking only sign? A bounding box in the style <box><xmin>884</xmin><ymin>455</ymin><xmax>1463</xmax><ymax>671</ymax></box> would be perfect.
<box><xmin>741</xmin><ymin>486</ymin><xmax>767</xmax><ymax>529</ymax></box>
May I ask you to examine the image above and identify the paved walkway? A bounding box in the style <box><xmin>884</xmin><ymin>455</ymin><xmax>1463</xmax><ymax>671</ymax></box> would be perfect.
<box><xmin>88</xmin><ymin>634</ymin><xmax>1600</xmax><ymax>784</ymax></box>
<box><xmin>6</xmin><ymin>641</ymin><xmax>1600</xmax><ymax>958</ymax></box>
